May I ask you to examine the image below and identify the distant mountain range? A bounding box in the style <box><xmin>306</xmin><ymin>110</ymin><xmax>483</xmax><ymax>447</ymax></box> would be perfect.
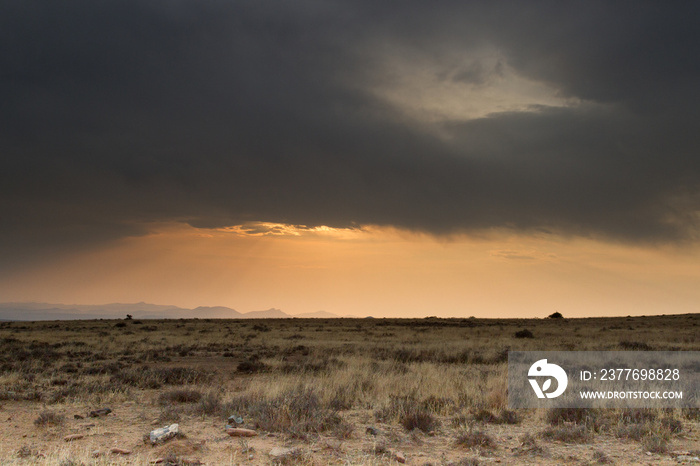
<box><xmin>0</xmin><ymin>302</ymin><xmax>355</xmax><ymax>320</ymax></box>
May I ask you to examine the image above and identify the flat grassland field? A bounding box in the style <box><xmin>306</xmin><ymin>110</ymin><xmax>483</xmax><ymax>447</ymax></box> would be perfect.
<box><xmin>0</xmin><ymin>315</ymin><xmax>698</xmax><ymax>465</ymax></box>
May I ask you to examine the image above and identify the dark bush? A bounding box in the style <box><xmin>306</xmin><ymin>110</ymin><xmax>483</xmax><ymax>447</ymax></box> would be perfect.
<box><xmin>546</xmin><ymin>408</ymin><xmax>600</xmax><ymax>430</ymax></box>
<box><xmin>618</xmin><ymin>341</ymin><xmax>654</xmax><ymax>351</ymax></box>
<box><xmin>34</xmin><ymin>411</ymin><xmax>64</xmax><ymax>427</ymax></box>
<box><xmin>619</xmin><ymin>408</ymin><xmax>656</xmax><ymax>424</ymax></box>
<box><xmin>473</xmin><ymin>409</ymin><xmax>497</xmax><ymax>423</ymax></box>
<box><xmin>642</xmin><ymin>434</ymin><xmax>669</xmax><ymax>453</ymax></box>
<box><xmin>158</xmin><ymin>389</ymin><xmax>203</xmax><ymax>405</ymax></box>
<box><xmin>237</xmin><ymin>360</ymin><xmax>269</xmax><ymax>373</ymax></box>
<box><xmin>615</xmin><ymin>423</ymin><xmax>650</xmax><ymax>441</ymax></box>
<box><xmin>547</xmin><ymin>312</ymin><xmax>563</xmax><ymax>319</ymax></box>
<box><xmin>455</xmin><ymin>429</ymin><xmax>495</xmax><ymax>449</ymax></box>
<box><xmin>191</xmin><ymin>393</ymin><xmax>223</xmax><ymax>416</ymax></box>
<box><xmin>497</xmin><ymin>409</ymin><xmax>521</xmax><ymax>425</ymax></box>
<box><xmin>540</xmin><ymin>425</ymin><xmax>592</xmax><ymax>443</ymax></box>
<box><xmin>231</xmin><ymin>387</ymin><xmax>348</xmax><ymax>439</ymax></box>
<box><xmin>514</xmin><ymin>329</ymin><xmax>534</xmax><ymax>339</ymax></box>
<box><xmin>661</xmin><ymin>417</ymin><xmax>682</xmax><ymax>434</ymax></box>
<box><xmin>400</xmin><ymin>410</ymin><xmax>438</xmax><ymax>433</ymax></box>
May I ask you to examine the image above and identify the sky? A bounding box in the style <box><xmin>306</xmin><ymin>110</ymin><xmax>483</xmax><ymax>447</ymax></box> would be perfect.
<box><xmin>2</xmin><ymin>1</ymin><xmax>700</xmax><ymax>318</ymax></box>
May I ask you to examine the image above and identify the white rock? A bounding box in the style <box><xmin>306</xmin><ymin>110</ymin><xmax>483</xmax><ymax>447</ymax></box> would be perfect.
<box><xmin>149</xmin><ymin>423</ymin><xmax>179</xmax><ymax>444</ymax></box>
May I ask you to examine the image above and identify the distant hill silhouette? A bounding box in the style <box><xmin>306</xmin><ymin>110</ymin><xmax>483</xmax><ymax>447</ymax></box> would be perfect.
<box><xmin>0</xmin><ymin>302</ymin><xmax>354</xmax><ymax>320</ymax></box>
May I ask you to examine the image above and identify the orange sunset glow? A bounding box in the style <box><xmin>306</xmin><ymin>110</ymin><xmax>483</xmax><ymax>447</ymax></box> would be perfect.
<box><xmin>2</xmin><ymin>222</ymin><xmax>699</xmax><ymax>318</ymax></box>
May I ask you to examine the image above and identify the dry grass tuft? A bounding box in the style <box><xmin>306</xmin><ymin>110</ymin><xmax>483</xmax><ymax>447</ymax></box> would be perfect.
<box><xmin>33</xmin><ymin>410</ymin><xmax>64</xmax><ymax>427</ymax></box>
<box><xmin>455</xmin><ymin>429</ymin><xmax>495</xmax><ymax>449</ymax></box>
<box><xmin>229</xmin><ymin>386</ymin><xmax>349</xmax><ymax>439</ymax></box>
<box><xmin>158</xmin><ymin>388</ymin><xmax>203</xmax><ymax>405</ymax></box>
<box><xmin>540</xmin><ymin>425</ymin><xmax>592</xmax><ymax>443</ymax></box>
<box><xmin>400</xmin><ymin>409</ymin><xmax>438</xmax><ymax>433</ymax></box>
<box><xmin>642</xmin><ymin>433</ymin><xmax>669</xmax><ymax>453</ymax></box>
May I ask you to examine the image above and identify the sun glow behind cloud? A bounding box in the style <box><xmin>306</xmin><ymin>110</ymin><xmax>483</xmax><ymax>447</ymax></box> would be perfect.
<box><xmin>215</xmin><ymin>222</ymin><xmax>364</xmax><ymax>239</ymax></box>
<box><xmin>372</xmin><ymin>48</ymin><xmax>580</xmax><ymax>123</ymax></box>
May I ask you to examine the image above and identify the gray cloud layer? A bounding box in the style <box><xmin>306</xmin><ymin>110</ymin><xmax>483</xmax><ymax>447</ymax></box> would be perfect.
<box><xmin>2</xmin><ymin>1</ymin><xmax>700</xmax><ymax>267</ymax></box>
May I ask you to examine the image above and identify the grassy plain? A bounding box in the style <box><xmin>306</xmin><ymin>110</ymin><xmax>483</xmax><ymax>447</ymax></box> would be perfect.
<box><xmin>0</xmin><ymin>314</ymin><xmax>698</xmax><ymax>465</ymax></box>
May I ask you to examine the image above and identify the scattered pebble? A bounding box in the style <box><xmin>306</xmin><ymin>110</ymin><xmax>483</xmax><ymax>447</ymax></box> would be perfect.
<box><xmin>269</xmin><ymin>447</ymin><xmax>298</xmax><ymax>460</ymax></box>
<box><xmin>110</xmin><ymin>447</ymin><xmax>132</xmax><ymax>455</ymax></box>
<box><xmin>394</xmin><ymin>451</ymin><xmax>406</xmax><ymax>463</ymax></box>
<box><xmin>226</xmin><ymin>427</ymin><xmax>257</xmax><ymax>437</ymax></box>
<box><xmin>89</xmin><ymin>408</ymin><xmax>112</xmax><ymax>417</ymax></box>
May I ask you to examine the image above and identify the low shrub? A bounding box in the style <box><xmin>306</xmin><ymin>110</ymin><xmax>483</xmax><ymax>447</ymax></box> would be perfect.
<box><xmin>34</xmin><ymin>411</ymin><xmax>64</xmax><ymax>427</ymax></box>
<box><xmin>540</xmin><ymin>425</ymin><xmax>592</xmax><ymax>443</ymax></box>
<box><xmin>642</xmin><ymin>433</ymin><xmax>669</xmax><ymax>453</ymax></box>
<box><xmin>619</xmin><ymin>408</ymin><xmax>657</xmax><ymax>424</ymax></box>
<box><xmin>455</xmin><ymin>429</ymin><xmax>495</xmax><ymax>449</ymax></box>
<box><xmin>514</xmin><ymin>329</ymin><xmax>534</xmax><ymax>339</ymax></box>
<box><xmin>546</xmin><ymin>407</ymin><xmax>600</xmax><ymax>430</ymax></box>
<box><xmin>237</xmin><ymin>360</ymin><xmax>268</xmax><ymax>374</ymax></box>
<box><xmin>400</xmin><ymin>409</ymin><xmax>438</xmax><ymax>433</ymax></box>
<box><xmin>661</xmin><ymin>416</ymin><xmax>682</xmax><ymax>434</ymax></box>
<box><xmin>473</xmin><ymin>409</ymin><xmax>520</xmax><ymax>425</ymax></box>
<box><xmin>592</xmin><ymin>450</ymin><xmax>613</xmax><ymax>464</ymax></box>
<box><xmin>158</xmin><ymin>389</ymin><xmax>203</xmax><ymax>405</ymax></box>
<box><xmin>230</xmin><ymin>386</ymin><xmax>348</xmax><ymax>439</ymax></box>
<box><xmin>619</xmin><ymin>341</ymin><xmax>654</xmax><ymax>351</ymax></box>
<box><xmin>191</xmin><ymin>393</ymin><xmax>223</xmax><ymax>416</ymax></box>
<box><xmin>615</xmin><ymin>423</ymin><xmax>651</xmax><ymax>441</ymax></box>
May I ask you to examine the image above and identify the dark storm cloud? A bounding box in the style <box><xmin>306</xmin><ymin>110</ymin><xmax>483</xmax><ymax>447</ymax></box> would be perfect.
<box><xmin>2</xmin><ymin>0</ymin><xmax>700</xmax><ymax>268</ymax></box>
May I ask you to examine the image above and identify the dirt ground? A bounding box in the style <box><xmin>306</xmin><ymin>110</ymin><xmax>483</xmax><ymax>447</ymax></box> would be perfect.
<box><xmin>1</xmin><ymin>399</ymin><xmax>698</xmax><ymax>465</ymax></box>
<box><xmin>1</xmin><ymin>316</ymin><xmax>698</xmax><ymax>465</ymax></box>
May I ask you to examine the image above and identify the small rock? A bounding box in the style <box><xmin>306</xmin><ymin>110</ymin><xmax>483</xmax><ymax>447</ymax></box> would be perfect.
<box><xmin>269</xmin><ymin>447</ymin><xmax>298</xmax><ymax>460</ymax></box>
<box><xmin>91</xmin><ymin>450</ymin><xmax>101</xmax><ymax>458</ymax></box>
<box><xmin>149</xmin><ymin>423</ymin><xmax>179</xmax><ymax>444</ymax></box>
<box><xmin>394</xmin><ymin>451</ymin><xmax>406</xmax><ymax>463</ymax></box>
<box><xmin>73</xmin><ymin>414</ymin><xmax>84</xmax><ymax>420</ymax></box>
<box><xmin>89</xmin><ymin>408</ymin><xmax>112</xmax><ymax>417</ymax></box>
<box><xmin>110</xmin><ymin>447</ymin><xmax>131</xmax><ymax>455</ymax></box>
<box><xmin>248</xmin><ymin>454</ymin><xmax>254</xmax><ymax>460</ymax></box>
<box><xmin>63</xmin><ymin>434</ymin><xmax>84</xmax><ymax>442</ymax></box>
<box><xmin>228</xmin><ymin>414</ymin><xmax>244</xmax><ymax>425</ymax></box>
<box><xmin>226</xmin><ymin>427</ymin><xmax>257</xmax><ymax>437</ymax></box>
